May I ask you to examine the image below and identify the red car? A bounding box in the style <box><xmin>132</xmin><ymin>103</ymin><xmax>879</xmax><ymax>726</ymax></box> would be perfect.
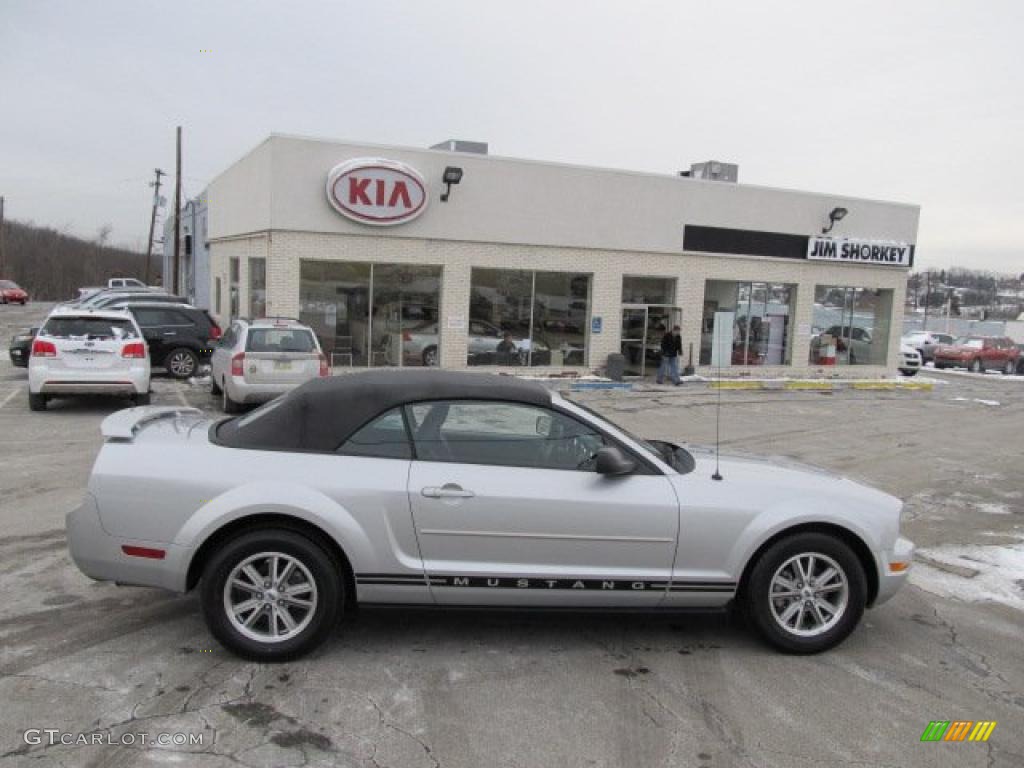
<box><xmin>932</xmin><ymin>335</ymin><xmax>1019</xmax><ymax>374</ymax></box>
<box><xmin>0</xmin><ymin>280</ymin><xmax>29</xmax><ymax>304</ymax></box>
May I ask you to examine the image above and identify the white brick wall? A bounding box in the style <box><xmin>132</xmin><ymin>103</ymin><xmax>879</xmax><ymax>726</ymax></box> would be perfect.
<box><xmin>210</xmin><ymin>231</ymin><xmax>908</xmax><ymax>377</ymax></box>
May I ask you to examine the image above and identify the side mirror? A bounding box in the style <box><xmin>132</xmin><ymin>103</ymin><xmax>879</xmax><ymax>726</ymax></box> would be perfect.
<box><xmin>595</xmin><ymin>446</ymin><xmax>636</xmax><ymax>477</ymax></box>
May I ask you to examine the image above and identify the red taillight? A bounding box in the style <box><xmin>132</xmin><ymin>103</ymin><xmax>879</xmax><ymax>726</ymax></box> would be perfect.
<box><xmin>231</xmin><ymin>352</ymin><xmax>245</xmax><ymax>376</ymax></box>
<box><xmin>31</xmin><ymin>339</ymin><xmax>57</xmax><ymax>357</ymax></box>
<box><xmin>402</xmin><ymin>330</ymin><xmax>412</xmax><ymax>342</ymax></box>
<box><xmin>121</xmin><ymin>545</ymin><xmax>166</xmax><ymax>560</ymax></box>
<box><xmin>209</xmin><ymin>324</ymin><xmax>222</xmax><ymax>340</ymax></box>
<box><xmin>319</xmin><ymin>352</ymin><xmax>329</xmax><ymax>377</ymax></box>
<box><xmin>121</xmin><ymin>342</ymin><xmax>147</xmax><ymax>359</ymax></box>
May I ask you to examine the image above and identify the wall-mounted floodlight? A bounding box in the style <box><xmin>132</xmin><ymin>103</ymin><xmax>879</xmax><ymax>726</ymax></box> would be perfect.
<box><xmin>822</xmin><ymin>207</ymin><xmax>848</xmax><ymax>234</ymax></box>
<box><xmin>441</xmin><ymin>166</ymin><xmax>463</xmax><ymax>202</ymax></box>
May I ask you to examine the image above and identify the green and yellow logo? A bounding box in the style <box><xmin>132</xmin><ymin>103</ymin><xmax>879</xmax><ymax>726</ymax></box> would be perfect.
<box><xmin>921</xmin><ymin>721</ymin><xmax>997</xmax><ymax>742</ymax></box>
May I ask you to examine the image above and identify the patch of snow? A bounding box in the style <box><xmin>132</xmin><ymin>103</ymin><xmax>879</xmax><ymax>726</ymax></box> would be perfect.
<box><xmin>910</xmin><ymin>538</ymin><xmax>1024</xmax><ymax>611</ymax></box>
<box><xmin>973</xmin><ymin>399</ymin><xmax>1000</xmax><ymax>407</ymax></box>
<box><xmin>974</xmin><ymin>502</ymin><xmax>1012</xmax><ymax>515</ymax></box>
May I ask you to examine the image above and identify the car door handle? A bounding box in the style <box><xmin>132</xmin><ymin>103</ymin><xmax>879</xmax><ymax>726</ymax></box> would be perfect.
<box><xmin>163</xmin><ymin>331</ymin><xmax>177</xmax><ymax>336</ymax></box>
<box><xmin>421</xmin><ymin>484</ymin><xmax>475</xmax><ymax>499</ymax></box>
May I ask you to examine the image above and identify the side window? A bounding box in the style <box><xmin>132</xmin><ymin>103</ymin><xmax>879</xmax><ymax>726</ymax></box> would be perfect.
<box><xmin>133</xmin><ymin>309</ymin><xmax>163</xmax><ymax>328</ymax></box>
<box><xmin>407</xmin><ymin>400</ymin><xmax>606</xmax><ymax>471</ymax></box>
<box><xmin>337</xmin><ymin>408</ymin><xmax>411</xmax><ymax>460</ymax></box>
<box><xmin>166</xmin><ymin>311</ymin><xmax>196</xmax><ymax>327</ymax></box>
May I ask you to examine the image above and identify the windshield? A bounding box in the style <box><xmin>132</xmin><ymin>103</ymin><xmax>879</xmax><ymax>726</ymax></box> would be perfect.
<box><xmin>954</xmin><ymin>337</ymin><xmax>984</xmax><ymax>349</ymax></box>
<box><xmin>41</xmin><ymin>316</ymin><xmax>138</xmax><ymax>340</ymax></box>
<box><xmin>568</xmin><ymin>399</ymin><xmax>668</xmax><ymax>462</ymax></box>
<box><xmin>0</xmin><ymin>280</ymin><xmax>19</xmax><ymax>289</ymax></box>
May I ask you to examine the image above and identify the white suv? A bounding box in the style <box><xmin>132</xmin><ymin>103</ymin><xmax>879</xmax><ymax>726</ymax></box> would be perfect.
<box><xmin>209</xmin><ymin>317</ymin><xmax>327</xmax><ymax>412</ymax></box>
<box><xmin>28</xmin><ymin>308</ymin><xmax>151</xmax><ymax>411</ymax></box>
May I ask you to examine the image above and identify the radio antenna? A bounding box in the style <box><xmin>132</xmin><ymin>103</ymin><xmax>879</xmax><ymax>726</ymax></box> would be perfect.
<box><xmin>712</xmin><ymin>319</ymin><xmax>724</xmax><ymax>481</ymax></box>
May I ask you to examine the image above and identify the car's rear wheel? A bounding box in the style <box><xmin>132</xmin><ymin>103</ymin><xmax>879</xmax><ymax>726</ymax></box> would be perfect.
<box><xmin>222</xmin><ymin>383</ymin><xmax>242</xmax><ymax>414</ymax></box>
<box><xmin>211</xmin><ymin>375</ymin><xmax>222</xmax><ymax>395</ymax></box>
<box><xmin>132</xmin><ymin>392</ymin><xmax>151</xmax><ymax>406</ymax></box>
<box><xmin>166</xmin><ymin>348</ymin><xmax>199</xmax><ymax>379</ymax></box>
<box><xmin>28</xmin><ymin>393</ymin><xmax>47</xmax><ymax>411</ymax></box>
<box><xmin>969</xmin><ymin>358</ymin><xmax>983</xmax><ymax>373</ymax></box>
<box><xmin>200</xmin><ymin>530</ymin><xmax>342</xmax><ymax>661</ymax></box>
<box><xmin>743</xmin><ymin>532</ymin><xmax>866</xmax><ymax>653</ymax></box>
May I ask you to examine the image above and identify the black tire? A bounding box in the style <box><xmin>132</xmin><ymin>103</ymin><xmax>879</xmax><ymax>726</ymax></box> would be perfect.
<box><xmin>933</xmin><ymin>362</ymin><xmax>946</xmax><ymax>370</ymax></box>
<box><xmin>28</xmin><ymin>393</ymin><xmax>47</xmax><ymax>411</ymax></box>
<box><xmin>899</xmin><ymin>369</ymin><xmax>918</xmax><ymax>377</ymax></box>
<box><xmin>200</xmin><ymin>529</ymin><xmax>343</xmax><ymax>661</ymax></box>
<box><xmin>133</xmin><ymin>392</ymin><xmax>151</xmax><ymax>406</ymax></box>
<box><xmin>743</xmin><ymin>532</ymin><xmax>867</xmax><ymax>654</ymax></box>
<box><xmin>1017</xmin><ymin>359</ymin><xmax>1024</xmax><ymax>375</ymax></box>
<box><xmin>211</xmin><ymin>375</ymin><xmax>222</xmax><ymax>395</ymax></box>
<box><xmin>969</xmin><ymin>358</ymin><xmax>983</xmax><ymax>373</ymax></box>
<box><xmin>422</xmin><ymin>346</ymin><xmax>438</xmax><ymax>367</ymax></box>
<box><xmin>165</xmin><ymin>348</ymin><xmax>199</xmax><ymax>380</ymax></box>
<box><xmin>222</xmin><ymin>382</ymin><xmax>242</xmax><ymax>414</ymax></box>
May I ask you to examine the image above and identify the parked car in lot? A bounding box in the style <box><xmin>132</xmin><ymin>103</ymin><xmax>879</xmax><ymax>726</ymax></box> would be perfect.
<box><xmin>210</xmin><ymin>317</ymin><xmax>327</xmax><ymax>413</ymax></box>
<box><xmin>897</xmin><ymin>343</ymin><xmax>921</xmax><ymax>376</ymax></box>
<box><xmin>107</xmin><ymin>277</ymin><xmax>148</xmax><ymax>289</ymax></box>
<box><xmin>28</xmin><ymin>308</ymin><xmax>150</xmax><ymax>411</ymax></box>
<box><xmin>68</xmin><ymin>370</ymin><xmax>913</xmax><ymax>660</ymax></box>
<box><xmin>393</xmin><ymin>319</ymin><xmax>556</xmax><ymax>367</ymax></box>
<box><xmin>901</xmin><ymin>330</ymin><xmax>954</xmax><ymax>362</ymax></box>
<box><xmin>0</xmin><ymin>279</ymin><xmax>29</xmax><ymax>304</ymax></box>
<box><xmin>86</xmin><ymin>291</ymin><xmax>186</xmax><ymax>310</ymax></box>
<box><xmin>8</xmin><ymin>326</ymin><xmax>38</xmax><ymax>367</ymax></box>
<box><xmin>932</xmin><ymin>336</ymin><xmax>1020</xmax><ymax>374</ymax></box>
<box><xmin>123</xmin><ymin>302</ymin><xmax>222</xmax><ymax>379</ymax></box>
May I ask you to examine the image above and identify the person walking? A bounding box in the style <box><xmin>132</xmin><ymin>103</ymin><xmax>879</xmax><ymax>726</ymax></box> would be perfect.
<box><xmin>657</xmin><ymin>325</ymin><xmax>683</xmax><ymax>385</ymax></box>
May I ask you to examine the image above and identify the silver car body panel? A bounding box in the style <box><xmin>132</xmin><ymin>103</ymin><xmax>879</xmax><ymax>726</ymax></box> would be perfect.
<box><xmin>68</xmin><ymin>390</ymin><xmax>912</xmax><ymax>612</ymax></box>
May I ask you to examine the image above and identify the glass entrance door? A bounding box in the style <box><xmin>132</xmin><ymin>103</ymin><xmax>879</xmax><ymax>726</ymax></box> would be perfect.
<box><xmin>620</xmin><ymin>305</ymin><xmax>681</xmax><ymax>376</ymax></box>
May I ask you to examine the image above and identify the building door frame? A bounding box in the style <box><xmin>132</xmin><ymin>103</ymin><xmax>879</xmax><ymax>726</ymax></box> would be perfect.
<box><xmin>620</xmin><ymin>303</ymin><xmax>681</xmax><ymax>377</ymax></box>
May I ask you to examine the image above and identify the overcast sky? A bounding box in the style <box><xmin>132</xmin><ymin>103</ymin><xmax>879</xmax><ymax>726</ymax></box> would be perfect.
<box><xmin>2</xmin><ymin>0</ymin><xmax>1021</xmax><ymax>272</ymax></box>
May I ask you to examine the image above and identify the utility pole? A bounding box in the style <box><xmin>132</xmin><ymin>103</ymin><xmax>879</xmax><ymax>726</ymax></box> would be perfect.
<box><xmin>144</xmin><ymin>169</ymin><xmax>165</xmax><ymax>285</ymax></box>
<box><xmin>172</xmin><ymin>126</ymin><xmax>182</xmax><ymax>295</ymax></box>
<box><xmin>923</xmin><ymin>270</ymin><xmax>931</xmax><ymax>328</ymax></box>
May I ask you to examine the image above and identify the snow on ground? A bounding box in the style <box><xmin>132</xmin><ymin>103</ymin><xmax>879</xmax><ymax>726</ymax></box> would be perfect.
<box><xmin>910</xmin><ymin>536</ymin><xmax>1024</xmax><ymax>611</ymax></box>
<box><xmin>950</xmin><ymin>396</ymin><xmax>1001</xmax><ymax>406</ymax></box>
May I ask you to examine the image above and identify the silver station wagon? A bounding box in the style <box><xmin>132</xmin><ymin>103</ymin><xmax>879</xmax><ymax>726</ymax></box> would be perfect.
<box><xmin>68</xmin><ymin>371</ymin><xmax>913</xmax><ymax>660</ymax></box>
<box><xmin>209</xmin><ymin>317</ymin><xmax>328</xmax><ymax>412</ymax></box>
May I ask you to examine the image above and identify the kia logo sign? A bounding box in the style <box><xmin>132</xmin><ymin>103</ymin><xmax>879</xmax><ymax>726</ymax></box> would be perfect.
<box><xmin>326</xmin><ymin>158</ymin><xmax>428</xmax><ymax>226</ymax></box>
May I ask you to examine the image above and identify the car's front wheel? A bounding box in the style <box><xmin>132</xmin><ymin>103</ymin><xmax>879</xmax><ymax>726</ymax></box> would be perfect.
<box><xmin>743</xmin><ymin>532</ymin><xmax>866</xmax><ymax>653</ymax></box>
<box><xmin>200</xmin><ymin>529</ymin><xmax>343</xmax><ymax>661</ymax></box>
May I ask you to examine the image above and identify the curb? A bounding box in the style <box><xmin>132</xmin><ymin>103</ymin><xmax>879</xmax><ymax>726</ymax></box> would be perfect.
<box><xmin>570</xmin><ymin>379</ymin><xmax>934</xmax><ymax>393</ymax></box>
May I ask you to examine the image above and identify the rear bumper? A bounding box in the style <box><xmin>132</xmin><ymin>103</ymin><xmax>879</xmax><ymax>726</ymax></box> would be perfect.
<box><xmin>228</xmin><ymin>377</ymin><xmax>313</xmax><ymax>404</ymax></box>
<box><xmin>29</xmin><ymin>364</ymin><xmax>149</xmax><ymax>395</ymax></box>
<box><xmin>66</xmin><ymin>493</ymin><xmax>190</xmax><ymax>593</ymax></box>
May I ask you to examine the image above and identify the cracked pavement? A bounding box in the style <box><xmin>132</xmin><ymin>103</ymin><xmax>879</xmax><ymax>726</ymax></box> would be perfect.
<box><xmin>1</xmin><ymin>303</ymin><xmax>1022</xmax><ymax>767</ymax></box>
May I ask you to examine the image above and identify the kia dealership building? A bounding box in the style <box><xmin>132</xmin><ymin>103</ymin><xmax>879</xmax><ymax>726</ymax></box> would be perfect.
<box><xmin>205</xmin><ymin>134</ymin><xmax>919</xmax><ymax>377</ymax></box>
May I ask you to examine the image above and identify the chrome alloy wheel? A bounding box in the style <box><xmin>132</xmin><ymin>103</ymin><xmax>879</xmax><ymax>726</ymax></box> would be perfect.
<box><xmin>768</xmin><ymin>553</ymin><xmax>849</xmax><ymax>638</ymax></box>
<box><xmin>167</xmin><ymin>350</ymin><xmax>196</xmax><ymax>377</ymax></box>
<box><xmin>223</xmin><ymin>552</ymin><xmax>318</xmax><ymax>643</ymax></box>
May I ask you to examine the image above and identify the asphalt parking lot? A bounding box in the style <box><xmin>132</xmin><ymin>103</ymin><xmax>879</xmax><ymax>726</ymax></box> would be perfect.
<box><xmin>1</xmin><ymin>303</ymin><xmax>1022</xmax><ymax>767</ymax></box>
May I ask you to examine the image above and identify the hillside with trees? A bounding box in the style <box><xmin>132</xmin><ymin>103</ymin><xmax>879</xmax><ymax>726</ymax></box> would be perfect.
<box><xmin>0</xmin><ymin>219</ymin><xmax>158</xmax><ymax>300</ymax></box>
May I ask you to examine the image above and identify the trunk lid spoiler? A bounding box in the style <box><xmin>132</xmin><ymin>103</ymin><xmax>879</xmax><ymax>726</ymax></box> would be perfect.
<box><xmin>101</xmin><ymin>406</ymin><xmax>202</xmax><ymax>440</ymax></box>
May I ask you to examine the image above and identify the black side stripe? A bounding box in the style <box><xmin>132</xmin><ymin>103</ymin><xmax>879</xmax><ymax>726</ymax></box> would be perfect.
<box><xmin>356</xmin><ymin>574</ymin><xmax>736</xmax><ymax>592</ymax></box>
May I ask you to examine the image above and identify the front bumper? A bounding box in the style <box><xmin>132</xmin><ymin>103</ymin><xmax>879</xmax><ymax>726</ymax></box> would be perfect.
<box><xmin>67</xmin><ymin>493</ymin><xmax>191</xmax><ymax>593</ymax></box>
<box><xmin>874</xmin><ymin>535</ymin><xmax>914</xmax><ymax>606</ymax></box>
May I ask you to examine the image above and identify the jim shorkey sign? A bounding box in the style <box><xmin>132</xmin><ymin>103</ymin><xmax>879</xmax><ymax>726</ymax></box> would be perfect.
<box><xmin>807</xmin><ymin>236</ymin><xmax>914</xmax><ymax>267</ymax></box>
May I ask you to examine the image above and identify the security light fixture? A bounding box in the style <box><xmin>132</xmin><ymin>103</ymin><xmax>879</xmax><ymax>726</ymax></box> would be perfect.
<box><xmin>822</xmin><ymin>207</ymin><xmax>848</xmax><ymax>234</ymax></box>
<box><xmin>441</xmin><ymin>166</ymin><xmax>463</xmax><ymax>202</ymax></box>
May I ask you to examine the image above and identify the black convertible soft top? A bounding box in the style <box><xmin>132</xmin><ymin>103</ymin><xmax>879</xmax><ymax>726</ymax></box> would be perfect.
<box><xmin>214</xmin><ymin>369</ymin><xmax>553</xmax><ymax>452</ymax></box>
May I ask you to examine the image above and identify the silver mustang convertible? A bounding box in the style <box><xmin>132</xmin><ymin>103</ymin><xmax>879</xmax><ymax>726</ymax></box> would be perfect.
<box><xmin>68</xmin><ymin>371</ymin><xmax>913</xmax><ymax>660</ymax></box>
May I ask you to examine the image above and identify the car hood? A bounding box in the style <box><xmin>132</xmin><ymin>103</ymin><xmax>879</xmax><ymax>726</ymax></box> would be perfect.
<box><xmin>679</xmin><ymin>443</ymin><xmax>900</xmax><ymax>511</ymax></box>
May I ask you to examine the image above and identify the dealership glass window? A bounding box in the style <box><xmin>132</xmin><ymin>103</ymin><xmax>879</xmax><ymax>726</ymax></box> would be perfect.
<box><xmin>468</xmin><ymin>268</ymin><xmax>591</xmax><ymax>367</ymax></box>
<box><xmin>249</xmin><ymin>258</ymin><xmax>266</xmax><ymax>319</ymax></box>
<box><xmin>809</xmin><ymin>286</ymin><xmax>893</xmax><ymax>366</ymax></box>
<box><xmin>299</xmin><ymin>260</ymin><xmax>441</xmax><ymax>367</ymax></box>
<box><xmin>622</xmin><ymin>276</ymin><xmax>675</xmax><ymax>305</ymax></box>
<box><xmin>229</xmin><ymin>258</ymin><xmax>239</xmax><ymax>320</ymax></box>
<box><xmin>701</xmin><ymin>281</ymin><xmax>795</xmax><ymax>366</ymax></box>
